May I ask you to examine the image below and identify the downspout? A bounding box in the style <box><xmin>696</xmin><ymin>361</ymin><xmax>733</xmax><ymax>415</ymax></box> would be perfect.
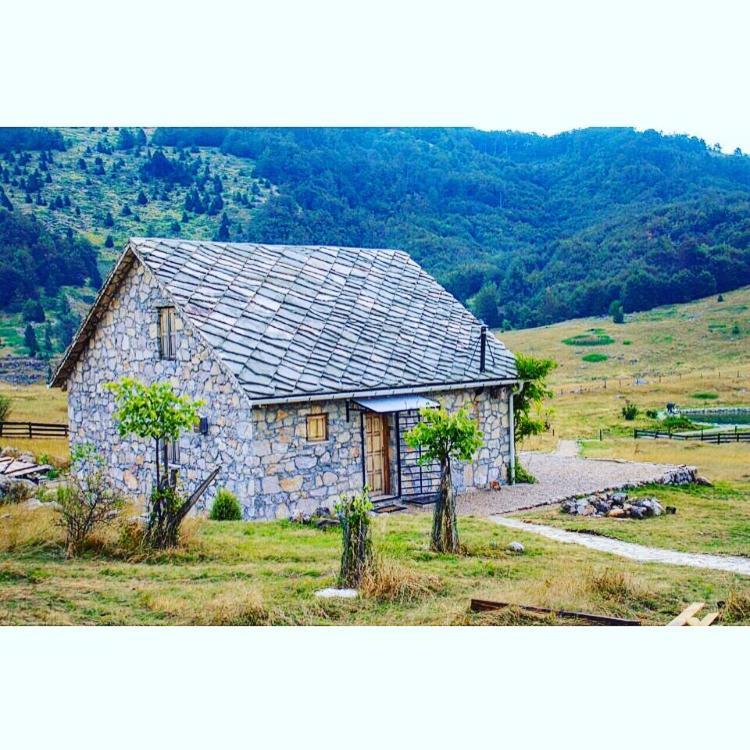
<box><xmin>508</xmin><ymin>381</ymin><xmax>525</xmax><ymax>485</ymax></box>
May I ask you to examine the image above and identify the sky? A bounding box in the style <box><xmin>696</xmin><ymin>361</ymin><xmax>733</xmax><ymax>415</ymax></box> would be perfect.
<box><xmin>7</xmin><ymin>0</ymin><xmax>750</xmax><ymax>152</ymax></box>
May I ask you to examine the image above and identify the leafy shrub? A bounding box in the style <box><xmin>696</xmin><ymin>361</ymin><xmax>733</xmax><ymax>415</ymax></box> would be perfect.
<box><xmin>582</xmin><ymin>353</ymin><xmax>608</xmax><ymax>363</ymax></box>
<box><xmin>645</xmin><ymin>409</ymin><xmax>658</xmax><ymax>419</ymax></box>
<box><xmin>55</xmin><ymin>444</ymin><xmax>125</xmax><ymax>557</ymax></box>
<box><xmin>732</xmin><ymin>322</ymin><xmax>741</xmax><ymax>335</ymax></box>
<box><xmin>0</xmin><ymin>394</ymin><xmax>11</xmax><ymax>423</ymax></box>
<box><xmin>514</xmin><ymin>462</ymin><xmax>537</xmax><ymax>484</ymax></box>
<box><xmin>691</xmin><ymin>391</ymin><xmax>719</xmax><ymax>400</ymax></box>
<box><xmin>335</xmin><ymin>487</ymin><xmax>374</xmax><ymax>587</ymax></box>
<box><xmin>209</xmin><ymin>488</ymin><xmax>243</xmax><ymax>521</ymax></box>
<box><xmin>621</xmin><ymin>401</ymin><xmax>639</xmax><ymax>420</ymax></box>
<box><xmin>661</xmin><ymin>415</ymin><xmax>697</xmax><ymax>431</ymax></box>
<box><xmin>622</xmin><ymin>339</ymin><xmax>632</xmax><ymax>345</ymax></box>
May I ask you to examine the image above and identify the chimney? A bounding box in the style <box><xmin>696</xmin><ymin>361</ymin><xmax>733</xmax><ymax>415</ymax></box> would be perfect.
<box><xmin>479</xmin><ymin>325</ymin><xmax>487</xmax><ymax>373</ymax></box>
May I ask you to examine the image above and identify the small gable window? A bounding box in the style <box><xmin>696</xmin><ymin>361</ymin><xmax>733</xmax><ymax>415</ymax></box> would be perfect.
<box><xmin>157</xmin><ymin>306</ymin><xmax>177</xmax><ymax>359</ymax></box>
<box><xmin>306</xmin><ymin>413</ymin><xmax>328</xmax><ymax>442</ymax></box>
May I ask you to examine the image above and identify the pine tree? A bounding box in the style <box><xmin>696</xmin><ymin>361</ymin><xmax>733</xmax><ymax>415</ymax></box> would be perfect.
<box><xmin>104</xmin><ymin>211</ymin><xmax>114</xmax><ymax>227</ymax></box>
<box><xmin>0</xmin><ymin>185</ymin><xmax>13</xmax><ymax>211</ymax></box>
<box><xmin>24</xmin><ymin>323</ymin><xmax>38</xmax><ymax>356</ymax></box>
<box><xmin>44</xmin><ymin>322</ymin><xmax>53</xmax><ymax>353</ymax></box>
<box><xmin>104</xmin><ymin>235</ymin><xmax>114</xmax><ymax>248</ymax></box>
<box><xmin>137</xmin><ymin>190</ymin><xmax>148</xmax><ymax>205</ymax></box>
<box><xmin>216</xmin><ymin>212</ymin><xmax>230</xmax><ymax>241</ymax></box>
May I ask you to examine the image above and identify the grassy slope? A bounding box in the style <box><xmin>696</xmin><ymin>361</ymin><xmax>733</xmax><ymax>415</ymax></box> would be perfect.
<box><xmin>2</xmin><ymin>510</ymin><xmax>749</xmax><ymax>625</ymax></box>
<box><xmin>502</xmin><ymin>285</ymin><xmax>750</xmax><ymax>482</ymax></box>
<box><xmin>503</xmin><ymin>288</ymin><xmax>750</xmax><ymax>557</ymax></box>
<box><xmin>1</xmin><ymin>127</ymin><xmax>271</xmax><ymax>356</ymax></box>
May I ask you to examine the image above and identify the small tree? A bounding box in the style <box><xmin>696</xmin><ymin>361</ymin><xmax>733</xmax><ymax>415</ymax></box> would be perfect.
<box><xmin>609</xmin><ymin>300</ymin><xmax>625</xmax><ymax>324</ymax></box>
<box><xmin>24</xmin><ymin>323</ymin><xmax>38</xmax><ymax>356</ymax></box>
<box><xmin>513</xmin><ymin>353</ymin><xmax>557</xmax><ymax>483</ymax></box>
<box><xmin>55</xmin><ymin>444</ymin><xmax>125</xmax><ymax>557</ymax></box>
<box><xmin>335</xmin><ymin>487</ymin><xmax>374</xmax><ymax>587</ymax></box>
<box><xmin>405</xmin><ymin>406</ymin><xmax>483</xmax><ymax>553</ymax></box>
<box><xmin>514</xmin><ymin>353</ymin><xmax>557</xmax><ymax>443</ymax></box>
<box><xmin>105</xmin><ymin>378</ymin><xmax>204</xmax><ymax>548</ymax></box>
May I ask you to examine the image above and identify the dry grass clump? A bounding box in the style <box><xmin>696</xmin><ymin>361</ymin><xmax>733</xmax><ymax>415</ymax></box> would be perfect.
<box><xmin>463</xmin><ymin>606</ymin><xmax>561</xmax><ymax>626</ymax></box>
<box><xmin>586</xmin><ymin>566</ymin><xmax>660</xmax><ymax>612</ymax></box>
<box><xmin>721</xmin><ymin>589</ymin><xmax>750</xmax><ymax>623</ymax></box>
<box><xmin>0</xmin><ymin>505</ymin><xmax>63</xmax><ymax>553</ymax></box>
<box><xmin>359</xmin><ymin>558</ymin><xmax>442</xmax><ymax>603</ymax></box>
<box><xmin>588</xmin><ymin>568</ymin><xmax>640</xmax><ymax>600</ymax></box>
<box><xmin>140</xmin><ymin>584</ymin><xmax>269</xmax><ymax>625</ymax></box>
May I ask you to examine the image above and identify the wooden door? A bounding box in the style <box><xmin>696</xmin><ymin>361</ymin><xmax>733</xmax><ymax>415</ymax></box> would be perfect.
<box><xmin>365</xmin><ymin>413</ymin><xmax>390</xmax><ymax>496</ymax></box>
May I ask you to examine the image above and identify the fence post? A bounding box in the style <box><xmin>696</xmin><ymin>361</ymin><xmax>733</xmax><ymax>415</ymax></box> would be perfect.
<box><xmin>28</xmin><ymin>422</ymin><xmax>32</xmax><ymax>439</ymax></box>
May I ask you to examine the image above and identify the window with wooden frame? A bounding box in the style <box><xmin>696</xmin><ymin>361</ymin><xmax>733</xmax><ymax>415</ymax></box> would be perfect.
<box><xmin>160</xmin><ymin>438</ymin><xmax>180</xmax><ymax>487</ymax></box>
<box><xmin>161</xmin><ymin>438</ymin><xmax>180</xmax><ymax>468</ymax></box>
<box><xmin>157</xmin><ymin>306</ymin><xmax>177</xmax><ymax>360</ymax></box>
<box><xmin>306</xmin><ymin>413</ymin><xmax>328</xmax><ymax>442</ymax></box>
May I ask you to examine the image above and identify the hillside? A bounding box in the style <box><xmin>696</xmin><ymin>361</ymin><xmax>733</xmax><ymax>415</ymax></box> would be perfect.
<box><xmin>2</xmin><ymin>126</ymin><xmax>750</xmax><ymax>358</ymax></box>
<box><xmin>502</xmin><ymin>283</ymin><xmax>750</xmax><ymax>385</ymax></box>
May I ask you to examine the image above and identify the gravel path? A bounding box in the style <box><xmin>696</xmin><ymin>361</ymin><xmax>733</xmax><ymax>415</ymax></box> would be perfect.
<box><xmin>492</xmin><ymin>517</ymin><xmax>750</xmax><ymax>576</ymax></box>
<box><xmin>456</xmin><ymin>447</ymin><xmax>689</xmax><ymax>516</ymax></box>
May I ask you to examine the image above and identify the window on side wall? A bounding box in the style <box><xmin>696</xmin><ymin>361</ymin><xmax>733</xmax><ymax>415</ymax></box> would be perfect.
<box><xmin>157</xmin><ymin>306</ymin><xmax>177</xmax><ymax>360</ymax></box>
<box><xmin>161</xmin><ymin>438</ymin><xmax>180</xmax><ymax>487</ymax></box>
<box><xmin>306</xmin><ymin>413</ymin><xmax>328</xmax><ymax>442</ymax></box>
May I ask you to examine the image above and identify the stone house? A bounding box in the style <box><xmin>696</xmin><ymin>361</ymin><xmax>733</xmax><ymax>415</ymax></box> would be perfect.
<box><xmin>51</xmin><ymin>239</ymin><xmax>519</xmax><ymax>519</ymax></box>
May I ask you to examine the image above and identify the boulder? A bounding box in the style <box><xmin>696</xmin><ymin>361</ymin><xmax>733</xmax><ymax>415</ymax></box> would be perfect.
<box><xmin>507</xmin><ymin>541</ymin><xmax>525</xmax><ymax>553</ymax></box>
<box><xmin>629</xmin><ymin>506</ymin><xmax>647</xmax><ymax>520</ymax></box>
<box><xmin>0</xmin><ymin>476</ymin><xmax>36</xmax><ymax>504</ymax></box>
<box><xmin>607</xmin><ymin>507</ymin><xmax>626</xmax><ymax>518</ymax></box>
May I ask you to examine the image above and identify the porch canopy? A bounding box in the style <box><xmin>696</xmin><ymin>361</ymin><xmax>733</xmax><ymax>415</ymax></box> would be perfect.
<box><xmin>352</xmin><ymin>394</ymin><xmax>438</xmax><ymax>413</ymax></box>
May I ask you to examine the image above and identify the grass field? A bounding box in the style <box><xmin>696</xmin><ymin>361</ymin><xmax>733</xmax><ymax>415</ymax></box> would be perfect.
<box><xmin>0</xmin><ymin>383</ymin><xmax>69</xmax><ymax>464</ymax></box>
<box><xmin>516</xmin><ymin>482</ymin><xmax>750</xmax><ymax>556</ymax></box>
<box><xmin>1</xmin><ymin>509</ymin><xmax>749</xmax><ymax>625</ymax></box>
<box><xmin>504</xmin><ymin>285</ymin><xmax>750</xmax><ymax>483</ymax></box>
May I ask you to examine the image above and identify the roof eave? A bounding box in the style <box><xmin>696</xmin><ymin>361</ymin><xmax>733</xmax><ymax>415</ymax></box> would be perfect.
<box><xmin>247</xmin><ymin>376</ymin><xmax>520</xmax><ymax>406</ymax></box>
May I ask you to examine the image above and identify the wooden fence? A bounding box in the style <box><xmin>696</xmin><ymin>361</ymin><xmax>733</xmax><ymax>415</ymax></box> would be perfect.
<box><xmin>634</xmin><ymin>427</ymin><xmax>750</xmax><ymax>444</ymax></box>
<box><xmin>0</xmin><ymin>421</ymin><xmax>69</xmax><ymax>439</ymax></box>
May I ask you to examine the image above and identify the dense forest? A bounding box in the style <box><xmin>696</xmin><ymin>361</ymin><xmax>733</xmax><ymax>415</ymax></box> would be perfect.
<box><xmin>153</xmin><ymin>127</ymin><xmax>750</xmax><ymax>327</ymax></box>
<box><xmin>2</xmin><ymin>125</ymin><xmax>750</xmax><ymax>357</ymax></box>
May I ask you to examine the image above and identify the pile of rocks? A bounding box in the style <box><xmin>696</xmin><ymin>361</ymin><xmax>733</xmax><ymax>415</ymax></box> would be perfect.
<box><xmin>288</xmin><ymin>505</ymin><xmax>339</xmax><ymax>527</ymax></box>
<box><xmin>561</xmin><ymin>491</ymin><xmax>670</xmax><ymax>519</ymax></box>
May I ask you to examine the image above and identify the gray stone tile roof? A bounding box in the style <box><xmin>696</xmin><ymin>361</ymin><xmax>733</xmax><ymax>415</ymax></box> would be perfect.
<box><xmin>53</xmin><ymin>238</ymin><xmax>517</xmax><ymax>401</ymax></box>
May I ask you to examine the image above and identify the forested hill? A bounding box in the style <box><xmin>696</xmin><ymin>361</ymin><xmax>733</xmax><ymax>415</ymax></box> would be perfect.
<box><xmin>2</xmin><ymin>126</ymin><xmax>750</xmax><ymax>358</ymax></box>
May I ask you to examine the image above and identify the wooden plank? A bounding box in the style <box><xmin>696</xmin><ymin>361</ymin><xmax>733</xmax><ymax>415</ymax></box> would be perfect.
<box><xmin>699</xmin><ymin>611</ymin><xmax>719</xmax><ymax>626</ymax></box>
<box><xmin>469</xmin><ymin>598</ymin><xmax>641</xmax><ymax>626</ymax></box>
<box><xmin>667</xmin><ymin>602</ymin><xmax>705</xmax><ymax>626</ymax></box>
<box><xmin>5</xmin><ymin>465</ymin><xmax>51</xmax><ymax>479</ymax></box>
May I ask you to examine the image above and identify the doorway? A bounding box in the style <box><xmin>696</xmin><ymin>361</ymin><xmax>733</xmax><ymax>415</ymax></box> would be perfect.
<box><xmin>364</xmin><ymin>412</ymin><xmax>390</xmax><ymax>496</ymax></box>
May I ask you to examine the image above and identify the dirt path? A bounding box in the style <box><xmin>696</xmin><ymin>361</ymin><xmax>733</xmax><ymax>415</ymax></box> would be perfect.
<box><xmin>457</xmin><ymin>448</ymin><xmax>687</xmax><ymax>516</ymax></box>
<box><xmin>492</xmin><ymin>517</ymin><xmax>750</xmax><ymax>576</ymax></box>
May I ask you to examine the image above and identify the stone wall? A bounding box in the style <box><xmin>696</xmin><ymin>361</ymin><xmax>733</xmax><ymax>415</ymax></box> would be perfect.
<box><xmin>249</xmin><ymin>385</ymin><xmax>512</xmax><ymax>516</ymax></box>
<box><xmin>65</xmin><ymin>258</ymin><xmax>513</xmax><ymax>521</ymax></box>
<box><xmin>67</xmin><ymin>260</ymin><xmax>256</xmax><ymax>514</ymax></box>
